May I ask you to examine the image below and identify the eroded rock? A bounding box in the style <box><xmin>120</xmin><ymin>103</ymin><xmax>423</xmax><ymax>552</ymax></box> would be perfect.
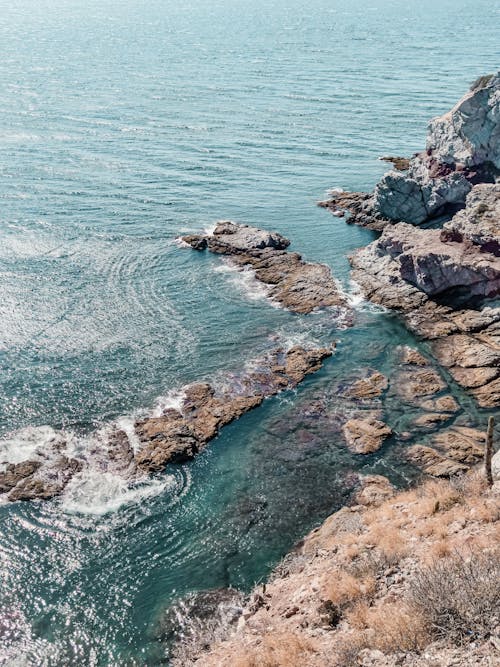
<box><xmin>342</xmin><ymin>414</ymin><xmax>392</xmax><ymax>454</ymax></box>
<box><xmin>346</xmin><ymin>372</ymin><xmax>389</xmax><ymax>400</ymax></box>
<box><xmin>134</xmin><ymin>346</ymin><xmax>333</xmax><ymax>473</ymax></box>
<box><xmin>182</xmin><ymin>222</ymin><xmax>349</xmax><ymax>314</ymax></box>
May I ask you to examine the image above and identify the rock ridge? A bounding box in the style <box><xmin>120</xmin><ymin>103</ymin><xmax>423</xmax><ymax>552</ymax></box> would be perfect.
<box><xmin>182</xmin><ymin>221</ymin><xmax>349</xmax><ymax>315</ymax></box>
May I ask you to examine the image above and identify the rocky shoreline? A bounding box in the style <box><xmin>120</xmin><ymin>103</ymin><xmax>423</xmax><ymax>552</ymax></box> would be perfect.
<box><xmin>165</xmin><ymin>74</ymin><xmax>500</xmax><ymax>666</ymax></box>
<box><xmin>322</xmin><ymin>72</ymin><xmax>500</xmax><ymax>411</ymax></box>
<box><xmin>0</xmin><ymin>345</ymin><xmax>332</xmax><ymax>501</ymax></box>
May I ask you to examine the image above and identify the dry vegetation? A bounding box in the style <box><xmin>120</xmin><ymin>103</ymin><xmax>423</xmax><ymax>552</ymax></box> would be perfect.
<box><xmin>171</xmin><ymin>471</ymin><xmax>499</xmax><ymax>667</ymax></box>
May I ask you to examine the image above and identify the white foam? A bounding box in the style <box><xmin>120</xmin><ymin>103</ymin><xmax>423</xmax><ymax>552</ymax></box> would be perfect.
<box><xmin>203</xmin><ymin>223</ymin><xmax>217</xmax><ymax>235</ymax></box>
<box><xmin>60</xmin><ymin>470</ymin><xmax>173</xmax><ymax>516</ymax></box>
<box><xmin>114</xmin><ymin>417</ymin><xmax>142</xmax><ymax>453</ymax></box>
<box><xmin>0</xmin><ymin>426</ymin><xmax>66</xmax><ymax>469</ymax></box>
<box><xmin>214</xmin><ymin>262</ymin><xmax>272</xmax><ymax>304</ymax></box>
<box><xmin>347</xmin><ymin>280</ymin><xmax>387</xmax><ymax>313</ymax></box>
<box><xmin>152</xmin><ymin>388</ymin><xmax>186</xmax><ymax>417</ymax></box>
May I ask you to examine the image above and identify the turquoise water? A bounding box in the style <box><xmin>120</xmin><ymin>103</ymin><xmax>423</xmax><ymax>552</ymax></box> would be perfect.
<box><xmin>0</xmin><ymin>0</ymin><xmax>498</xmax><ymax>664</ymax></box>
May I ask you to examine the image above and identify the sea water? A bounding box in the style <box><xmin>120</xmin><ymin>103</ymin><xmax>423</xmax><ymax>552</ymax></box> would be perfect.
<box><xmin>0</xmin><ymin>0</ymin><xmax>498</xmax><ymax>664</ymax></box>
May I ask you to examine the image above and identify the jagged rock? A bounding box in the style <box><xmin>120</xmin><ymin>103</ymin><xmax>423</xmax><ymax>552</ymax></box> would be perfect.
<box><xmin>342</xmin><ymin>414</ymin><xmax>392</xmax><ymax>454</ymax></box>
<box><xmin>444</xmin><ymin>183</ymin><xmax>500</xmax><ymax>253</ymax></box>
<box><xmin>348</xmin><ymin>194</ymin><xmax>500</xmax><ymax>407</ymax></box>
<box><xmin>407</xmin><ymin>445</ymin><xmax>468</xmax><ymax>477</ymax></box>
<box><xmin>426</xmin><ymin>72</ymin><xmax>500</xmax><ymax>170</ymax></box>
<box><xmin>134</xmin><ymin>346</ymin><xmax>333</xmax><ymax>473</ymax></box>
<box><xmin>431</xmin><ymin>426</ymin><xmax>485</xmax><ymax>464</ymax></box>
<box><xmin>398</xmin><ymin>368</ymin><xmax>446</xmax><ymax>400</ymax></box>
<box><xmin>2</xmin><ymin>346</ymin><xmax>332</xmax><ymax>501</ymax></box>
<box><xmin>376</xmin><ymin>223</ymin><xmax>500</xmax><ymax>299</ymax></box>
<box><xmin>374</xmin><ymin>73</ymin><xmax>500</xmax><ymax>224</ymax></box>
<box><xmin>0</xmin><ymin>460</ymin><xmax>42</xmax><ymax>493</ymax></box>
<box><xmin>318</xmin><ymin>191</ymin><xmax>390</xmax><ymax>231</ymax></box>
<box><xmin>323</xmin><ymin>74</ymin><xmax>500</xmax><ymax>227</ymax></box>
<box><xmin>380</xmin><ymin>156</ymin><xmax>410</xmax><ymax>171</ymax></box>
<box><xmin>7</xmin><ymin>456</ymin><xmax>83</xmax><ymax>501</ymax></box>
<box><xmin>431</xmin><ymin>333</ymin><xmax>500</xmax><ymax>368</ymax></box>
<box><xmin>419</xmin><ymin>395</ymin><xmax>459</xmax><ymax>413</ymax></box>
<box><xmin>413</xmin><ymin>413</ymin><xmax>452</xmax><ymax>429</ymax></box>
<box><xmin>182</xmin><ymin>222</ymin><xmax>348</xmax><ymax>314</ymax></box>
<box><xmin>346</xmin><ymin>372</ymin><xmax>389</xmax><ymax>399</ymax></box>
<box><xmin>398</xmin><ymin>347</ymin><xmax>429</xmax><ymax>366</ymax></box>
<box><xmin>471</xmin><ymin>377</ymin><xmax>500</xmax><ymax>408</ymax></box>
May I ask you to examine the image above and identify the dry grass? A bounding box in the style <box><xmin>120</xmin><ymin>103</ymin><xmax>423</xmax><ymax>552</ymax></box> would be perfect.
<box><xmin>341</xmin><ymin>601</ymin><xmax>429</xmax><ymax>661</ymax></box>
<box><xmin>324</xmin><ymin>569</ymin><xmax>377</xmax><ymax>608</ymax></box>
<box><xmin>361</xmin><ymin>525</ymin><xmax>409</xmax><ymax>565</ymax></box>
<box><xmin>230</xmin><ymin>632</ymin><xmax>316</xmax><ymax>667</ymax></box>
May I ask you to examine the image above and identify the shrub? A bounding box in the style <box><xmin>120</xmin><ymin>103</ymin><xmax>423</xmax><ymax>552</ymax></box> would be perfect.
<box><xmin>470</xmin><ymin>73</ymin><xmax>494</xmax><ymax>91</ymax></box>
<box><xmin>409</xmin><ymin>550</ymin><xmax>500</xmax><ymax>644</ymax></box>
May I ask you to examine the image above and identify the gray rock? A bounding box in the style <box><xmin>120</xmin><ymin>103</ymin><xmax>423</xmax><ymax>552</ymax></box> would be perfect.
<box><xmin>426</xmin><ymin>72</ymin><xmax>500</xmax><ymax>169</ymax></box>
<box><xmin>444</xmin><ymin>182</ymin><xmax>500</xmax><ymax>253</ymax></box>
<box><xmin>183</xmin><ymin>222</ymin><xmax>349</xmax><ymax>314</ymax></box>
<box><xmin>376</xmin><ymin>222</ymin><xmax>500</xmax><ymax>298</ymax></box>
<box><xmin>336</xmin><ymin>72</ymin><xmax>500</xmax><ymax>226</ymax></box>
<box><xmin>492</xmin><ymin>449</ymin><xmax>500</xmax><ymax>481</ymax></box>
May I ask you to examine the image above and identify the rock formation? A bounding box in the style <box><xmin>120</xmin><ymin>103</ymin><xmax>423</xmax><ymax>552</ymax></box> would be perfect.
<box><xmin>321</xmin><ymin>72</ymin><xmax>500</xmax><ymax>227</ymax></box>
<box><xmin>342</xmin><ymin>414</ymin><xmax>392</xmax><ymax>454</ymax></box>
<box><xmin>182</xmin><ymin>221</ymin><xmax>349</xmax><ymax>314</ymax></box>
<box><xmin>0</xmin><ymin>346</ymin><xmax>332</xmax><ymax>501</ymax></box>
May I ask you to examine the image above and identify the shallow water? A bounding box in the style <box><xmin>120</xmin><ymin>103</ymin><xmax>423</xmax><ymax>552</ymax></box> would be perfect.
<box><xmin>0</xmin><ymin>0</ymin><xmax>498</xmax><ymax>664</ymax></box>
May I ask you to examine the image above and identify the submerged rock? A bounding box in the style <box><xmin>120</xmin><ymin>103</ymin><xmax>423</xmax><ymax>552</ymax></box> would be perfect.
<box><xmin>346</xmin><ymin>372</ymin><xmax>388</xmax><ymax>400</ymax></box>
<box><xmin>407</xmin><ymin>424</ymin><xmax>485</xmax><ymax>477</ymax></box>
<box><xmin>182</xmin><ymin>221</ymin><xmax>349</xmax><ymax>314</ymax></box>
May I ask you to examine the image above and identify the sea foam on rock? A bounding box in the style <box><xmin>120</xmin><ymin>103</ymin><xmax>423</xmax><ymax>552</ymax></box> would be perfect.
<box><xmin>0</xmin><ymin>346</ymin><xmax>333</xmax><ymax>501</ymax></box>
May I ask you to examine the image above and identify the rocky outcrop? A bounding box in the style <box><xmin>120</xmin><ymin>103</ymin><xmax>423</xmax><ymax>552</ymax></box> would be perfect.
<box><xmin>342</xmin><ymin>414</ymin><xmax>392</xmax><ymax>454</ymax></box>
<box><xmin>321</xmin><ymin>73</ymin><xmax>500</xmax><ymax>227</ymax></box>
<box><xmin>346</xmin><ymin>372</ymin><xmax>388</xmax><ymax>400</ymax></box>
<box><xmin>318</xmin><ymin>191</ymin><xmax>390</xmax><ymax>231</ymax></box>
<box><xmin>375</xmin><ymin>223</ymin><xmax>500</xmax><ymax>299</ymax></box>
<box><xmin>407</xmin><ymin>425</ymin><xmax>485</xmax><ymax>477</ymax></box>
<box><xmin>0</xmin><ymin>346</ymin><xmax>332</xmax><ymax>501</ymax></box>
<box><xmin>182</xmin><ymin>221</ymin><xmax>349</xmax><ymax>314</ymax></box>
<box><xmin>349</xmin><ymin>185</ymin><xmax>500</xmax><ymax>408</ymax></box>
<box><xmin>443</xmin><ymin>182</ymin><xmax>500</xmax><ymax>254</ymax></box>
<box><xmin>135</xmin><ymin>346</ymin><xmax>332</xmax><ymax>472</ymax></box>
<box><xmin>187</xmin><ymin>474</ymin><xmax>499</xmax><ymax>667</ymax></box>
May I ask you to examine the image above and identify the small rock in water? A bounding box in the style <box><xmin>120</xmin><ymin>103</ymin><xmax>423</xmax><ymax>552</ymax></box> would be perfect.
<box><xmin>342</xmin><ymin>414</ymin><xmax>392</xmax><ymax>454</ymax></box>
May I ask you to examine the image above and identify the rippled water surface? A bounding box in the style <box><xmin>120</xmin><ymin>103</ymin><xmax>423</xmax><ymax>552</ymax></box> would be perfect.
<box><xmin>0</xmin><ymin>0</ymin><xmax>498</xmax><ymax>664</ymax></box>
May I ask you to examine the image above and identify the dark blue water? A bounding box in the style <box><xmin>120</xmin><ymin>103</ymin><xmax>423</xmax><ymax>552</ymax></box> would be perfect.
<box><xmin>0</xmin><ymin>0</ymin><xmax>498</xmax><ymax>664</ymax></box>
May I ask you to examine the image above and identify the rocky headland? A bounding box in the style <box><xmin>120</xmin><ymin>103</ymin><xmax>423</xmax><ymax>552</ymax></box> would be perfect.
<box><xmin>322</xmin><ymin>72</ymin><xmax>500</xmax><ymax>411</ymax></box>
<box><xmin>172</xmin><ymin>471</ymin><xmax>499</xmax><ymax>667</ymax></box>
